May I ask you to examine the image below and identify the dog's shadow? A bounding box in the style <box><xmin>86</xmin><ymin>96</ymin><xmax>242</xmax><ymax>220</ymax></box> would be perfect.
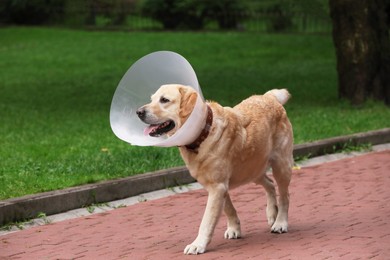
<box><xmin>202</xmin><ymin>217</ymin><xmax>346</xmax><ymax>257</ymax></box>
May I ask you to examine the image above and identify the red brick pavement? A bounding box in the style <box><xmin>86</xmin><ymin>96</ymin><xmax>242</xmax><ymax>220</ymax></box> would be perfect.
<box><xmin>1</xmin><ymin>151</ymin><xmax>389</xmax><ymax>260</ymax></box>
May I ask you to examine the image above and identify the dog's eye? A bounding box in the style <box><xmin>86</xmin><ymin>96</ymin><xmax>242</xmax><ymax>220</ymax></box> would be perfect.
<box><xmin>160</xmin><ymin>97</ymin><xmax>170</xmax><ymax>104</ymax></box>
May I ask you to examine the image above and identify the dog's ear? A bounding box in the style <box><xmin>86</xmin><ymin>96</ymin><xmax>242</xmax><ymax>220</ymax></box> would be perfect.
<box><xmin>179</xmin><ymin>86</ymin><xmax>197</xmax><ymax>121</ymax></box>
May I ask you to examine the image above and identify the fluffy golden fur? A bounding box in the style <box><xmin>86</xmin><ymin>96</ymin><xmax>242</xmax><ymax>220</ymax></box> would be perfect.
<box><xmin>137</xmin><ymin>84</ymin><xmax>293</xmax><ymax>255</ymax></box>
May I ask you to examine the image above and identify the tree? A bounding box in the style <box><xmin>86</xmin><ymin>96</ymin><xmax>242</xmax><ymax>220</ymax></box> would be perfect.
<box><xmin>329</xmin><ymin>0</ymin><xmax>390</xmax><ymax>106</ymax></box>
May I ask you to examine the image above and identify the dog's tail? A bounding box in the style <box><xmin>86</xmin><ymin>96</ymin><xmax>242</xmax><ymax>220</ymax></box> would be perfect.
<box><xmin>265</xmin><ymin>89</ymin><xmax>291</xmax><ymax>105</ymax></box>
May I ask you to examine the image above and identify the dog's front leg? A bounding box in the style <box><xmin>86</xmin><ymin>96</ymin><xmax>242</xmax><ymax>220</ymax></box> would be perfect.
<box><xmin>224</xmin><ymin>193</ymin><xmax>241</xmax><ymax>239</ymax></box>
<box><xmin>184</xmin><ymin>183</ymin><xmax>227</xmax><ymax>255</ymax></box>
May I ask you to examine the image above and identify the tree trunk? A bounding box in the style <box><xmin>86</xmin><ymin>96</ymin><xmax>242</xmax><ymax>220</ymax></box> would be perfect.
<box><xmin>329</xmin><ymin>0</ymin><xmax>390</xmax><ymax>106</ymax></box>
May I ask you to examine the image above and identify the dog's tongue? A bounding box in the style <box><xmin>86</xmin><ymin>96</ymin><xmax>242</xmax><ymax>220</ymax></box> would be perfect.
<box><xmin>144</xmin><ymin>125</ymin><xmax>158</xmax><ymax>136</ymax></box>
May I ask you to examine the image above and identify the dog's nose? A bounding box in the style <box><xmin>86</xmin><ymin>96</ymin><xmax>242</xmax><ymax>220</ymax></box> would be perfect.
<box><xmin>136</xmin><ymin>107</ymin><xmax>146</xmax><ymax>119</ymax></box>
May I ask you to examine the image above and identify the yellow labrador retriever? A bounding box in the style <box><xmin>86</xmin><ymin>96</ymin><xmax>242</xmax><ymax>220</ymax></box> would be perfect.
<box><xmin>136</xmin><ymin>84</ymin><xmax>293</xmax><ymax>255</ymax></box>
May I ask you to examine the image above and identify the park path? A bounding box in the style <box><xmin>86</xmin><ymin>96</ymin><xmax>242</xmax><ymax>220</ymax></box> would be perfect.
<box><xmin>1</xmin><ymin>150</ymin><xmax>389</xmax><ymax>259</ymax></box>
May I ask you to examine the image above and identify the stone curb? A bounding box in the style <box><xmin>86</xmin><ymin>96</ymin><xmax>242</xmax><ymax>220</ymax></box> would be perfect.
<box><xmin>1</xmin><ymin>128</ymin><xmax>389</xmax><ymax>226</ymax></box>
<box><xmin>293</xmin><ymin>128</ymin><xmax>390</xmax><ymax>158</ymax></box>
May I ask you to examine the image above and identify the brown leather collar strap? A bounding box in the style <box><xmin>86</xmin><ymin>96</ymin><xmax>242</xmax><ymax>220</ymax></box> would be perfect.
<box><xmin>185</xmin><ymin>105</ymin><xmax>213</xmax><ymax>152</ymax></box>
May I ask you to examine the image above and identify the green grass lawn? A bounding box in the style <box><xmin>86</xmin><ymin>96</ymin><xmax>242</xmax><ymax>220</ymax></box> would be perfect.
<box><xmin>0</xmin><ymin>27</ymin><xmax>389</xmax><ymax>200</ymax></box>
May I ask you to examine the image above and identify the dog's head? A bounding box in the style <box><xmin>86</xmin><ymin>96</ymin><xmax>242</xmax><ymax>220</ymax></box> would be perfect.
<box><xmin>136</xmin><ymin>84</ymin><xmax>198</xmax><ymax>137</ymax></box>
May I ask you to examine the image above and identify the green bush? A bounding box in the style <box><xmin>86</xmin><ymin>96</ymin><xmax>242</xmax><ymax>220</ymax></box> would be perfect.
<box><xmin>204</xmin><ymin>0</ymin><xmax>248</xmax><ymax>29</ymax></box>
<box><xmin>141</xmin><ymin>0</ymin><xmax>205</xmax><ymax>29</ymax></box>
<box><xmin>266</xmin><ymin>4</ymin><xmax>293</xmax><ymax>32</ymax></box>
<box><xmin>243</xmin><ymin>0</ymin><xmax>329</xmax><ymax>32</ymax></box>
<box><xmin>141</xmin><ymin>0</ymin><xmax>247</xmax><ymax>30</ymax></box>
<box><xmin>0</xmin><ymin>0</ymin><xmax>134</xmax><ymax>27</ymax></box>
<box><xmin>0</xmin><ymin>0</ymin><xmax>66</xmax><ymax>25</ymax></box>
<box><xmin>64</xmin><ymin>0</ymin><xmax>132</xmax><ymax>27</ymax></box>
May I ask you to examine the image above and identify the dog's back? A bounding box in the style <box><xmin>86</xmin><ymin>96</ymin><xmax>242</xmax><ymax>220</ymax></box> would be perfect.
<box><xmin>233</xmin><ymin>89</ymin><xmax>291</xmax><ymax>135</ymax></box>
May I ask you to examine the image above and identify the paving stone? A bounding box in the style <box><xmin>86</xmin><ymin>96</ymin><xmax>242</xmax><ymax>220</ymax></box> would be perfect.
<box><xmin>0</xmin><ymin>150</ymin><xmax>389</xmax><ymax>259</ymax></box>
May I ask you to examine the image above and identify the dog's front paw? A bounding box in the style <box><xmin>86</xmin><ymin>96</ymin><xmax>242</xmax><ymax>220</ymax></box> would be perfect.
<box><xmin>184</xmin><ymin>243</ymin><xmax>206</xmax><ymax>255</ymax></box>
<box><xmin>271</xmin><ymin>220</ymin><xmax>288</xmax><ymax>234</ymax></box>
<box><xmin>224</xmin><ymin>227</ymin><xmax>241</xmax><ymax>239</ymax></box>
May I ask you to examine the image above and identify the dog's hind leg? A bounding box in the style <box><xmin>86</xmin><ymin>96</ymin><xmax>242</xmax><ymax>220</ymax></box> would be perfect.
<box><xmin>269</xmin><ymin>154</ymin><xmax>292</xmax><ymax>233</ymax></box>
<box><xmin>224</xmin><ymin>193</ymin><xmax>241</xmax><ymax>239</ymax></box>
<box><xmin>258</xmin><ymin>174</ymin><xmax>278</xmax><ymax>227</ymax></box>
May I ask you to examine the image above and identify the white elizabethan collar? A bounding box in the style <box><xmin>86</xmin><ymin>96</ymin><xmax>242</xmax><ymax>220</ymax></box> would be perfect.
<box><xmin>109</xmin><ymin>51</ymin><xmax>207</xmax><ymax>147</ymax></box>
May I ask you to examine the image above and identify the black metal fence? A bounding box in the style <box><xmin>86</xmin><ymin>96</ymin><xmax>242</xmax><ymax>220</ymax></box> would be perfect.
<box><xmin>0</xmin><ymin>0</ymin><xmax>332</xmax><ymax>33</ymax></box>
<box><xmin>92</xmin><ymin>12</ymin><xmax>331</xmax><ymax>33</ymax></box>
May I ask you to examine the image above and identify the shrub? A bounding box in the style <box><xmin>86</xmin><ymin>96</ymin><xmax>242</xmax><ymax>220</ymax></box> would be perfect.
<box><xmin>141</xmin><ymin>0</ymin><xmax>247</xmax><ymax>30</ymax></box>
<box><xmin>0</xmin><ymin>0</ymin><xmax>66</xmax><ymax>25</ymax></box>
<box><xmin>266</xmin><ymin>3</ymin><xmax>293</xmax><ymax>32</ymax></box>
<box><xmin>64</xmin><ymin>0</ymin><xmax>133</xmax><ymax>27</ymax></box>
<box><xmin>141</xmin><ymin>0</ymin><xmax>205</xmax><ymax>29</ymax></box>
<box><xmin>204</xmin><ymin>0</ymin><xmax>248</xmax><ymax>29</ymax></box>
